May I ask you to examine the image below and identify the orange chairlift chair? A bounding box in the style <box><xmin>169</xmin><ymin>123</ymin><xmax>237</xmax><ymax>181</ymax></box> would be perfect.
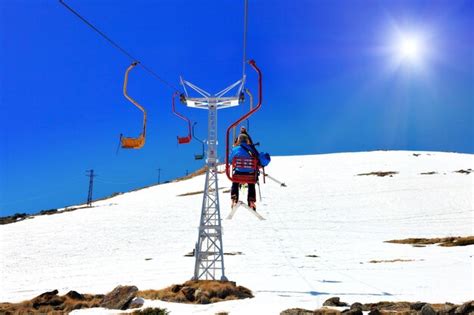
<box><xmin>119</xmin><ymin>62</ymin><xmax>147</xmax><ymax>149</ymax></box>
<box><xmin>225</xmin><ymin>60</ymin><xmax>262</xmax><ymax>184</ymax></box>
<box><xmin>172</xmin><ymin>91</ymin><xmax>192</xmax><ymax>144</ymax></box>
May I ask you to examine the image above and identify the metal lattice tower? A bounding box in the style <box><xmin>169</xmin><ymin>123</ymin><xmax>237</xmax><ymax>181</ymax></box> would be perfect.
<box><xmin>181</xmin><ymin>78</ymin><xmax>245</xmax><ymax>280</ymax></box>
<box><xmin>85</xmin><ymin>169</ymin><xmax>96</xmax><ymax>207</ymax></box>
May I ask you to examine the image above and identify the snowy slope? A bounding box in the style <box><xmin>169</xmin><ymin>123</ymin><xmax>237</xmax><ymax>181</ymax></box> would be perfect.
<box><xmin>1</xmin><ymin>151</ymin><xmax>473</xmax><ymax>315</ymax></box>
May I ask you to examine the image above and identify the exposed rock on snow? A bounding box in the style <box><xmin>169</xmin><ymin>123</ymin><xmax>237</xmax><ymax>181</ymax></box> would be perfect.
<box><xmin>100</xmin><ymin>285</ymin><xmax>138</xmax><ymax>310</ymax></box>
<box><xmin>323</xmin><ymin>297</ymin><xmax>349</xmax><ymax>307</ymax></box>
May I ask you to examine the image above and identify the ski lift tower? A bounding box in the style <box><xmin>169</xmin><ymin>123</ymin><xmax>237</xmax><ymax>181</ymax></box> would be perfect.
<box><xmin>180</xmin><ymin>77</ymin><xmax>245</xmax><ymax>281</ymax></box>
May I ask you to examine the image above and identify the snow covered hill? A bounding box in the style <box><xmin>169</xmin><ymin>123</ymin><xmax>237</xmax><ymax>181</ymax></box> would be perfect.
<box><xmin>1</xmin><ymin>151</ymin><xmax>473</xmax><ymax>315</ymax></box>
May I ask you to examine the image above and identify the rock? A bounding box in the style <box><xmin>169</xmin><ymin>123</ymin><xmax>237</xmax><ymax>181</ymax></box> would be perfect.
<box><xmin>315</xmin><ymin>309</ymin><xmax>342</xmax><ymax>315</ymax></box>
<box><xmin>324</xmin><ymin>297</ymin><xmax>349</xmax><ymax>307</ymax></box>
<box><xmin>421</xmin><ymin>304</ymin><xmax>437</xmax><ymax>315</ymax></box>
<box><xmin>171</xmin><ymin>284</ymin><xmax>183</xmax><ymax>293</ymax></box>
<box><xmin>455</xmin><ymin>301</ymin><xmax>474</xmax><ymax>315</ymax></box>
<box><xmin>368</xmin><ymin>309</ymin><xmax>380</xmax><ymax>315</ymax></box>
<box><xmin>65</xmin><ymin>290</ymin><xmax>84</xmax><ymax>301</ymax></box>
<box><xmin>280</xmin><ymin>308</ymin><xmax>315</xmax><ymax>315</ymax></box>
<box><xmin>351</xmin><ymin>303</ymin><xmax>363</xmax><ymax>310</ymax></box>
<box><xmin>442</xmin><ymin>303</ymin><xmax>458</xmax><ymax>315</ymax></box>
<box><xmin>129</xmin><ymin>297</ymin><xmax>145</xmax><ymax>309</ymax></box>
<box><xmin>342</xmin><ymin>308</ymin><xmax>363</xmax><ymax>315</ymax></box>
<box><xmin>181</xmin><ymin>286</ymin><xmax>196</xmax><ymax>302</ymax></box>
<box><xmin>32</xmin><ymin>290</ymin><xmax>64</xmax><ymax>309</ymax></box>
<box><xmin>411</xmin><ymin>302</ymin><xmax>427</xmax><ymax>311</ymax></box>
<box><xmin>198</xmin><ymin>295</ymin><xmax>210</xmax><ymax>304</ymax></box>
<box><xmin>100</xmin><ymin>285</ymin><xmax>138</xmax><ymax>310</ymax></box>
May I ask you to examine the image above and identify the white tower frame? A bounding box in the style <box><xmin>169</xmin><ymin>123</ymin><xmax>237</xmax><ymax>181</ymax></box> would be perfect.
<box><xmin>181</xmin><ymin>77</ymin><xmax>245</xmax><ymax>281</ymax></box>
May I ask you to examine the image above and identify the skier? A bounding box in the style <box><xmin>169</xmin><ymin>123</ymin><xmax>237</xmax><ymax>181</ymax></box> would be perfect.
<box><xmin>230</xmin><ymin>133</ymin><xmax>257</xmax><ymax>210</ymax></box>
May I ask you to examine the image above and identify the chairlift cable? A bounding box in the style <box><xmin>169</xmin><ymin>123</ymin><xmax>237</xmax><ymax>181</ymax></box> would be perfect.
<box><xmin>59</xmin><ymin>0</ymin><xmax>179</xmax><ymax>92</ymax></box>
<box><xmin>242</xmin><ymin>0</ymin><xmax>249</xmax><ymax>78</ymax></box>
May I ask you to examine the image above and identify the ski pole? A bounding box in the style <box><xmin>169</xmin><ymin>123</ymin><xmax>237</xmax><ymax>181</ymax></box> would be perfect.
<box><xmin>265</xmin><ymin>173</ymin><xmax>287</xmax><ymax>187</ymax></box>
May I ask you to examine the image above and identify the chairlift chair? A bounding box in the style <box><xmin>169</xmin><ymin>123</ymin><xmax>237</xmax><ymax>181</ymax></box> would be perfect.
<box><xmin>172</xmin><ymin>92</ymin><xmax>192</xmax><ymax>144</ymax></box>
<box><xmin>120</xmin><ymin>62</ymin><xmax>147</xmax><ymax>149</ymax></box>
<box><xmin>192</xmin><ymin>122</ymin><xmax>205</xmax><ymax>160</ymax></box>
<box><xmin>225</xmin><ymin>60</ymin><xmax>263</xmax><ymax>184</ymax></box>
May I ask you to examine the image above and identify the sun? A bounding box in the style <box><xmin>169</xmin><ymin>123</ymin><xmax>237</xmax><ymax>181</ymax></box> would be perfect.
<box><xmin>397</xmin><ymin>33</ymin><xmax>424</xmax><ymax>62</ymax></box>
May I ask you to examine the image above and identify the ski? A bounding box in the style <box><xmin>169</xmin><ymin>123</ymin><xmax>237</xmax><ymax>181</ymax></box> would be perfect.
<box><xmin>226</xmin><ymin>201</ymin><xmax>265</xmax><ymax>220</ymax></box>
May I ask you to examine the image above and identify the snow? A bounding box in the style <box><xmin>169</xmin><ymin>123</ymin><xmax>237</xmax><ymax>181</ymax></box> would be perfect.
<box><xmin>1</xmin><ymin>151</ymin><xmax>473</xmax><ymax>315</ymax></box>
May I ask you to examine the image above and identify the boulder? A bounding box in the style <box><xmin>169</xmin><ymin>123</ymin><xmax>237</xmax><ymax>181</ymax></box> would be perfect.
<box><xmin>65</xmin><ymin>290</ymin><xmax>85</xmax><ymax>301</ymax></box>
<box><xmin>171</xmin><ymin>284</ymin><xmax>183</xmax><ymax>293</ymax></box>
<box><xmin>324</xmin><ymin>297</ymin><xmax>349</xmax><ymax>307</ymax></box>
<box><xmin>31</xmin><ymin>290</ymin><xmax>65</xmax><ymax>309</ymax></box>
<box><xmin>100</xmin><ymin>285</ymin><xmax>138</xmax><ymax>310</ymax></box>
<box><xmin>455</xmin><ymin>301</ymin><xmax>474</xmax><ymax>315</ymax></box>
<box><xmin>411</xmin><ymin>302</ymin><xmax>427</xmax><ymax>311</ymax></box>
<box><xmin>129</xmin><ymin>297</ymin><xmax>145</xmax><ymax>309</ymax></box>
<box><xmin>181</xmin><ymin>286</ymin><xmax>196</xmax><ymax>302</ymax></box>
<box><xmin>280</xmin><ymin>308</ymin><xmax>315</xmax><ymax>315</ymax></box>
<box><xmin>368</xmin><ymin>309</ymin><xmax>380</xmax><ymax>315</ymax></box>
<box><xmin>342</xmin><ymin>308</ymin><xmax>363</xmax><ymax>315</ymax></box>
<box><xmin>421</xmin><ymin>304</ymin><xmax>437</xmax><ymax>315</ymax></box>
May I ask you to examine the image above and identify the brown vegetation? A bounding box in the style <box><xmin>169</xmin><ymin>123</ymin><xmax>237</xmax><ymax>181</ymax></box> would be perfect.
<box><xmin>281</xmin><ymin>299</ymin><xmax>474</xmax><ymax>315</ymax></box>
<box><xmin>357</xmin><ymin>171</ymin><xmax>398</xmax><ymax>177</ymax></box>
<box><xmin>138</xmin><ymin>280</ymin><xmax>253</xmax><ymax>304</ymax></box>
<box><xmin>368</xmin><ymin>259</ymin><xmax>418</xmax><ymax>264</ymax></box>
<box><xmin>454</xmin><ymin>169</ymin><xmax>473</xmax><ymax>175</ymax></box>
<box><xmin>0</xmin><ymin>290</ymin><xmax>103</xmax><ymax>315</ymax></box>
<box><xmin>385</xmin><ymin>236</ymin><xmax>474</xmax><ymax>247</ymax></box>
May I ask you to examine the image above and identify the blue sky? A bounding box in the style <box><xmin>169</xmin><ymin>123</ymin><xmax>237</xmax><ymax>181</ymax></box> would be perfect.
<box><xmin>1</xmin><ymin>0</ymin><xmax>473</xmax><ymax>216</ymax></box>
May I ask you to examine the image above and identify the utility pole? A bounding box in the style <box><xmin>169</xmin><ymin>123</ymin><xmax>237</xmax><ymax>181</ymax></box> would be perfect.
<box><xmin>85</xmin><ymin>169</ymin><xmax>97</xmax><ymax>207</ymax></box>
<box><xmin>157</xmin><ymin>168</ymin><xmax>161</xmax><ymax>184</ymax></box>
<box><xmin>186</xmin><ymin>169</ymin><xmax>189</xmax><ymax>176</ymax></box>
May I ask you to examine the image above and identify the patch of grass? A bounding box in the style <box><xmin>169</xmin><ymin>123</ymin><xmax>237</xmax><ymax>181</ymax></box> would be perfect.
<box><xmin>420</xmin><ymin>171</ymin><xmax>437</xmax><ymax>175</ymax></box>
<box><xmin>368</xmin><ymin>259</ymin><xmax>418</xmax><ymax>264</ymax></box>
<box><xmin>131</xmin><ymin>307</ymin><xmax>169</xmax><ymax>315</ymax></box>
<box><xmin>454</xmin><ymin>168</ymin><xmax>473</xmax><ymax>174</ymax></box>
<box><xmin>385</xmin><ymin>236</ymin><xmax>474</xmax><ymax>247</ymax></box>
<box><xmin>0</xmin><ymin>290</ymin><xmax>103</xmax><ymax>314</ymax></box>
<box><xmin>138</xmin><ymin>280</ymin><xmax>253</xmax><ymax>304</ymax></box>
<box><xmin>357</xmin><ymin>171</ymin><xmax>398</xmax><ymax>177</ymax></box>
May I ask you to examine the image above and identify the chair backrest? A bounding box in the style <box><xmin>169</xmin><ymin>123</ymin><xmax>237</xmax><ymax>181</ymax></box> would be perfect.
<box><xmin>178</xmin><ymin>136</ymin><xmax>191</xmax><ymax>144</ymax></box>
<box><xmin>121</xmin><ymin>134</ymin><xmax>145</xmax><ymax>149</ymax></box>
<box><xmin>231</xmin><ymin>157</ymin><xmax>258</xmax><ymax>184</ymax></box>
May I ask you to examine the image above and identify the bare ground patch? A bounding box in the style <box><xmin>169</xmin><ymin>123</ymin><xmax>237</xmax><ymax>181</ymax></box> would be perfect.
<box><xmin>357</xmin><ymin>171</ymin><xmax>398</xmax><ymax>177</ymax></box>
<box><xmin>138</xmin><ymin>280</ymin><xmax>253</xmax><ymax>304</ymax></box>
<box><xmin>0</xmin><ymin>290</ymin><xmax>104</xmax><ymax>314</ymax></box>
<box><xmin>385</xmin><ymin>236</ymin><xmax>474</xmax><ymax>247</ymax></box>
<box><xmin>368</xmin><ymin>259</ymin><xmax>421</xmax><ymax>264</ymax></box>
<box><xmin>282</xmin><ymin>299</ymin><xmax>474</xmax><ymax>315</ymax></box>
<box><xmin>454</xmin><ymin>169</ymin><xmax>473</xmax><ymax>175</ymax></box>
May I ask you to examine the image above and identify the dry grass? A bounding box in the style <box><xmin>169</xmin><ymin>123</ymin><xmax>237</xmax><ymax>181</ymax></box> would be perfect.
<box><xmin>357</xmin><ymin>171</ymin><xmax>398</xmax><ymax>177</ymax></box>
<box><xmin>0</xmin><ymin>290</ymin><xmax>103</xmax><ymax>314</ymax></box>
<box><xmin>138</xmin><ymin>280</ymin><xmax>253</xmax><ymax>304</ymax></box>
<box><xmin>386</xmin><ymin>236</ymin><xmax>474</xmax><ymax>247</ymax></box>
<box><xmin>454</xmin><ymin>168</ymin><xmax>473</xmax><ymax>175</ymax></box>
<box><xmin>368</xmin><ymin>259</ymin><xmax>417</xmax><ymax>264</ymax></box>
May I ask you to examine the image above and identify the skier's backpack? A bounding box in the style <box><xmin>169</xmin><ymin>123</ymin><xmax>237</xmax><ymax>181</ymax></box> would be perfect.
<box><xmin>258</xmin><ymin>152</ymin><xmax>271</xmax><ymax>167</ymax></box>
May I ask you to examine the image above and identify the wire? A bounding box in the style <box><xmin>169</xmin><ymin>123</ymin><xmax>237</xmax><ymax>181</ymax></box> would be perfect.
<box><xmin>242</xmin><ymin>0</ymin><xmax>248</xmax><ymax>78</ymax></box>
<box><xmin>59</xmin><ymin>0</ymin><xmax>179</xmax><ymax>92</ymax></box>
